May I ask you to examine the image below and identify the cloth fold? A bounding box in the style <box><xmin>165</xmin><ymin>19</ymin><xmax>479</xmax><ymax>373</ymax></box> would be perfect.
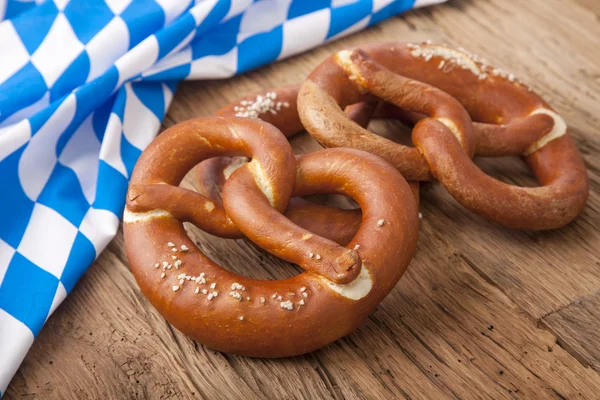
<box><xmin>0</xmin><ymin>0</ymin><xmax>444</xmax><ymax>395</ymax></box>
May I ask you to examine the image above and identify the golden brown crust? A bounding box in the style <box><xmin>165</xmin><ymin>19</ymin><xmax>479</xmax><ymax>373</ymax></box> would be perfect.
<box><xmin>297</xmin><ymin>42</ymin><xmax>589</xmax><ymax>230</ymax></box>
<box><xmin>124</xmin><ymin>116</ymin><xmax>419</xmax><ymax>357</ymax></box>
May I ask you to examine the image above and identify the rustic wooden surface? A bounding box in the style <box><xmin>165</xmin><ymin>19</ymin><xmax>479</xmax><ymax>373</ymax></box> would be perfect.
<box><xmin>6</xmin><ymin>0</ymin><xmax>600</xmax><ymax>398</ymax></box>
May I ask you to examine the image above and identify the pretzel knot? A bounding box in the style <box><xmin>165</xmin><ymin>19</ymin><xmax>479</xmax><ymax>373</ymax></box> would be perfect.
<box><xmin>297</xmin><ymin>42</ymin><xmax>589</xmax><ymax>230</ymax></box>
<box><xmin>123</xmin><ymin>116</ymin><xmax>419</xmax><ymax>357</ymax></box>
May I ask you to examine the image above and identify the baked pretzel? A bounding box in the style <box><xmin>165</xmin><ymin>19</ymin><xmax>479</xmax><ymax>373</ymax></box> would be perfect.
<box><xmin>124</xmin><ymin>116</ymin><xmax>419</xmax><ymax>357</ymax></box>
<box><xmin>297</xmin><ymin>42</ymin><xmax>589</xmax><ymax>230</ymax></box>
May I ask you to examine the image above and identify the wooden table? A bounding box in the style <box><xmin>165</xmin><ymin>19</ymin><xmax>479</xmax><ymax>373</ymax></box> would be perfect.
<box><xmin>6</xmin><ymin>0</ymin><xmax>600</xmax><ymax>398</ymax></box>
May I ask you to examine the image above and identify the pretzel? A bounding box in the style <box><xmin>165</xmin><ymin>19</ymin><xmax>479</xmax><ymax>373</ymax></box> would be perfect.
<box><xmin>297</xmin><ymin>42</ymin><xmax>589</xmax><ymax>230</ymax></box>
<box><xmin>123</xmin><ymin>116</ymin><xmax>419</xmax><ymax>357</ymax></box>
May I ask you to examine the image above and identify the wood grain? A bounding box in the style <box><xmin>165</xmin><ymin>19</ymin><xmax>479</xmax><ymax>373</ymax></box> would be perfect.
<box><xmin>6</xmin><ymin>0</ymin><xmax>600</xmax><ymax>398</ymax></box>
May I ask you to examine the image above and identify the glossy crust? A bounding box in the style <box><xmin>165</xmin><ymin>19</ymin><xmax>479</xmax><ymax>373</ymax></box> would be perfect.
<box><xmin>297</xmin><ymin>42</ymin><xmax>589</xmax><ymax>230</ymax></box>
<box><xmin>124</xmin><ymin>116</ymin><xmax>419</xmax><ymax>357</ymax></box>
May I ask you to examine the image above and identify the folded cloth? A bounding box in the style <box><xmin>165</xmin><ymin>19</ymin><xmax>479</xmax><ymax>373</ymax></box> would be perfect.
<box><xmin>0</xmin><ymin>0</ymin><xmax>444</xmax><ymax>395</ymax></box>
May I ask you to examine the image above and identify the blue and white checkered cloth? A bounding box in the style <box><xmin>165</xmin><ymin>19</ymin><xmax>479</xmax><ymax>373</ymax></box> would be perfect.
<box><xmin>0</xmin><ymin>0</ymin><xmax>444</xmax><ymax>395</ymax></box>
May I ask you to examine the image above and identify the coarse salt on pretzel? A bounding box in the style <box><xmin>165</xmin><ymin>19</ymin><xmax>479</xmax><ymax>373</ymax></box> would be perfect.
<box><xmin>123</xmin><ymin>116</ymin><xmax>419</xmax><ymax>357</ymax></box>
<box><xmin>298</xmin><ymin>42</ymin><xmax>588</xmax><ymax>230</ymax></box>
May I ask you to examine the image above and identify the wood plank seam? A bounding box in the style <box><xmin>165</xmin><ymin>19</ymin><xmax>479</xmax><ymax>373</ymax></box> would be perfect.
<box><xmin>461</xmin><ymin>248</ymin><xmax>600</xmax><ymax>374</ymax></box>
<box><xmin>538</xmin><ymin>288</ymin><xmax>600</xmax><ymax>321</ymax></box>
